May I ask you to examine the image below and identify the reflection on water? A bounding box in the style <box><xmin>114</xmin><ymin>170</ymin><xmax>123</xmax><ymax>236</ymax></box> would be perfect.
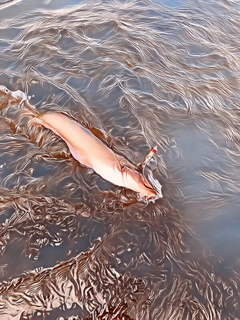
<box><xmin>0</xmin><ymin>0</ymin><xmax>240</xmax><ymax>319</ymax></box>
<box><xmin>154</xmin><ymin>0</ymin><xmax>187</xmax><ymax>8</ymax></box>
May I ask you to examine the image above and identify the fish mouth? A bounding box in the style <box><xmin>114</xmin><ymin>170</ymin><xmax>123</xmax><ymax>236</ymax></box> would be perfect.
<box><xmin>137</xmin><ymin>188</ymin><xmax>162</xmax><ymax>203</ymax></box>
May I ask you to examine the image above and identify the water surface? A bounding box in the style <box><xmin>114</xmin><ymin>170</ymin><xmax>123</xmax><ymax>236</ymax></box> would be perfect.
<box><xmin>0</xmin><ymin>0</ymin><xmax>240</xmax><ymax>319</ymax></box>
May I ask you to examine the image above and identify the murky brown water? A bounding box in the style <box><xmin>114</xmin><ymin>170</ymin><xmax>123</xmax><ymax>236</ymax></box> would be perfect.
<box><xmin>0</xmin><ymin>0</ymin><xmax>240</xmax><ymax>319</ymax></box>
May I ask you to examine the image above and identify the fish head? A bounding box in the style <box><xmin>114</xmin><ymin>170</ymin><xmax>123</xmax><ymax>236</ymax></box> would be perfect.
<box><xmin>123</xmin><ymin>167</ymin><xmax>161</xmax><ymax>201</ymax></box>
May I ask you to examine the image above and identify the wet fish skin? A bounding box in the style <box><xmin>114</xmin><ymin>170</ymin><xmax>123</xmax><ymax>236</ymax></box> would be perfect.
<box><xmin>31</xmin><ymin>112</ymin><xmax>158</xmax><ymax>200</ymax></box>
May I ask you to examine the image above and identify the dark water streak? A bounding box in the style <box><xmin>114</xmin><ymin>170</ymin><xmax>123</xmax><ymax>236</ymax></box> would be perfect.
<box><xmin>0</xmin><ymin>0</ymin><xmax>240</xmax><ymax>319</ymax></box>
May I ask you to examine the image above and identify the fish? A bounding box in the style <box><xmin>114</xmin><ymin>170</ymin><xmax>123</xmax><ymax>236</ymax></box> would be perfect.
<box><xmin>30</xmin><ymin>112</ymin><xmax>162</xmax><ymax>200</ymax></box>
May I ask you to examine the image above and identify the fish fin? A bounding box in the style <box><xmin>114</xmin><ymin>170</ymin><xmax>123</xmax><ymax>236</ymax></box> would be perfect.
<box><xmin>28</xmin><ymin>117</ymin><xmax>44</xmax><ymax>128</ymax></box>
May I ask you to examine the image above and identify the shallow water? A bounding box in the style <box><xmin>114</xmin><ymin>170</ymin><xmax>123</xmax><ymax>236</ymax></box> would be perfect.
<box><xmin>0</xmin><ymin>0</ymin><xmax>240</xmax><ymax>319</ymax></box>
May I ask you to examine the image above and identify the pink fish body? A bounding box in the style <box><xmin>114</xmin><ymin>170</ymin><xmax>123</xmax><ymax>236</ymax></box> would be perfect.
<box><xmin>33</xmin><ymin>113</ymin><xmax>159</xmax><ymax>200</ymax></box>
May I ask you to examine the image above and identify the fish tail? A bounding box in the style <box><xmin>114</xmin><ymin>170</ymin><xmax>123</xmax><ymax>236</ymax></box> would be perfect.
<box><xmin>28</xmin><ymin>116</ymin><xmax>44</xmax><ymax>129</ymax></box>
